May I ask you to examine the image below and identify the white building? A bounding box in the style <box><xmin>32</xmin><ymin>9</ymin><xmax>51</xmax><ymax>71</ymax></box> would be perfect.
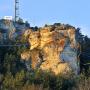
<box><xmin>3</xmin><ymin>16</ymin><xmax>13</xmax><ymax>20</ymax></box>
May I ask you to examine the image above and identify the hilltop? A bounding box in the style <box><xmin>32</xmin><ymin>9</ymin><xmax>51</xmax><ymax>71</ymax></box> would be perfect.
<box><xmin>0</xmin><ymin>19</ymin><xmax>90</xmax><ymax>90</ymax></box>
<box><xmin>0</xmin><ymin>19</ymin><xmax>30</xmax><ymax>44</ymax></box>
<box><xmin>0</xmin><ymin>19</ymin><xmax>90</xmax><ymax>74</ymax></box>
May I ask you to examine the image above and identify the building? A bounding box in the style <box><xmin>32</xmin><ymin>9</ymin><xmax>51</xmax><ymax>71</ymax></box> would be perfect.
<box><xmin>3</xmin><ymin>16</ymin><xmax>13</xmax><ymax>21</ymax></box>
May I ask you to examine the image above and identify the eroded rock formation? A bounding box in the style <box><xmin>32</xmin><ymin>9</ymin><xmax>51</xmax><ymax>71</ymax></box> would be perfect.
<box><xmin>0</xmin><ymin>19</ymin><xmax>30</xmax><ymax>44</ymax></box>
<box><xmin>21</xmin><ymin>24</ymin><xmax>80</xmax><ymax>75</ymax></box>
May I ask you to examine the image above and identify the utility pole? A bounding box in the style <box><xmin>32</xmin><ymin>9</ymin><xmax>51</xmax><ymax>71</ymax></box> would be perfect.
<box><xmin>15</xmin><ymin>0</ymin><xmax>19</xmax><ymax>22</ymax></box>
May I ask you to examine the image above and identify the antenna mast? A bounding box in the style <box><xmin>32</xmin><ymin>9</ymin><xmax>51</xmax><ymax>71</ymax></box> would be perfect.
<box><xmin>15</xmin><ymin>0</ymin><xmax>19</xmax><ymax>22</ymax></box>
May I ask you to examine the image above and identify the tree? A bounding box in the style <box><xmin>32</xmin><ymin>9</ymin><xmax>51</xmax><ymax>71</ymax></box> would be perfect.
<box><xmin>25</xmin><ymin>21</ymin><xmax>30</xmax><ymax>28</ymax></box>
<box><xmin>17</xmin><ymin>18</ymin><xmax>24</xmax><ymax>24</ymax></box>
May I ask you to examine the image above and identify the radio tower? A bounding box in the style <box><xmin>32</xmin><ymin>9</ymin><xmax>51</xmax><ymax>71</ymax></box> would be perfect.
<box><xmin>15</xmin><ymin>0</ymin><xmax>19</xmax><ymax>22</ymax></box>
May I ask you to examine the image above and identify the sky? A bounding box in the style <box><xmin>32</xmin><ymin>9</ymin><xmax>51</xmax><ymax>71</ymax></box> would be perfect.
<box><xmin>0</xmin><ymin>0</ymin><xmax>90</xmax><ymax>37</ymax></box>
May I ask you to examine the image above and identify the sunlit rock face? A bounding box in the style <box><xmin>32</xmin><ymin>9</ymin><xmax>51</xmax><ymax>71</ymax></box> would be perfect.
<box><xmin>21</xmin><ymin>25</ymin><xmax>80</xmax><ymax>75</ymax></box>
<box><xmin>28</xmin><ymin>31</ymin><xmax>40</xmax><ymax>50</ymax></box>
<box><xmin>21</xmin><ymin>49</ymin><xmax>42</xmax><ymax>70</ymax></box>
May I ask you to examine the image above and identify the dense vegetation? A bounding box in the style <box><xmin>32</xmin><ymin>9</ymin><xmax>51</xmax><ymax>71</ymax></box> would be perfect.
<box><xmin>0</xmin><ymin>24</ymin><xmax>90</xmax><ymax>90</ymax></box>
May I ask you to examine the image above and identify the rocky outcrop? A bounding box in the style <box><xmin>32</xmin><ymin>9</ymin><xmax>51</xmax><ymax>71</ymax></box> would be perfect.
<box><xmin>21</xmin><ymin>24</ymin><xmax>80</xmax><ymax>75</ymax></box>
<box><xmin>0</xmin><ymin>19</ymin><xmax>30</xmax><ymax>44</ymax></box>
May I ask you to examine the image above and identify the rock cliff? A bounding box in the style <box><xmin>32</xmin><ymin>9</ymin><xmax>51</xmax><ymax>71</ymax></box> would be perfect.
<box><xmin>0</xmin><ymin>19</ymin><xmax>30</xmax><ymax>44</ymax></box>
<box><xmin>21</xmin><ymin>24</ymin><xmax>80</xmax><ymax>75</ymax></box>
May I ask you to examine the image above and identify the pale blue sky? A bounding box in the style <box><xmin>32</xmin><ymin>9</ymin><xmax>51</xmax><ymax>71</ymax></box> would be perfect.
<box><xmin>0</xmin><ymin>0</ymin><xmax>90</xmax><ymax>37</ymax></box>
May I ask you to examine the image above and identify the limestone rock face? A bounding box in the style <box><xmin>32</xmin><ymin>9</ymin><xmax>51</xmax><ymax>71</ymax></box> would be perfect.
<box><xmin>0</xmin><ymin>19</ymin><xmax>30</xmax><ymax>44</ymax></box>
<box><xmin>21</xmin><ymin>25</ymin><xmax>80</xmax><ymax>75</ymax></box>
<box><xmin>21</xmin><ymin>49</ymin><xmax>42</xmax><ymax>70</ymax></box>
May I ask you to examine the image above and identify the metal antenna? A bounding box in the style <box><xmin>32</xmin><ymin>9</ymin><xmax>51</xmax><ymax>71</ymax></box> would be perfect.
<box><xmin>15</xmin><ymin>0</ymin><xmax>19</xmax><ymax>22</ymax></box>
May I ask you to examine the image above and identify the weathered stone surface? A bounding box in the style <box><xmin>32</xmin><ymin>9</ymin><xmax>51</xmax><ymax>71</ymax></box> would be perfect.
<box><xmin>0</xmin><ymin>19</ymin><xmax>30</xmax><ymax>43</ymax></box>
<box><xmin>21</xmin><ymin>25</ymin><xmax>80</xmax><ymax>75</ymax></box>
